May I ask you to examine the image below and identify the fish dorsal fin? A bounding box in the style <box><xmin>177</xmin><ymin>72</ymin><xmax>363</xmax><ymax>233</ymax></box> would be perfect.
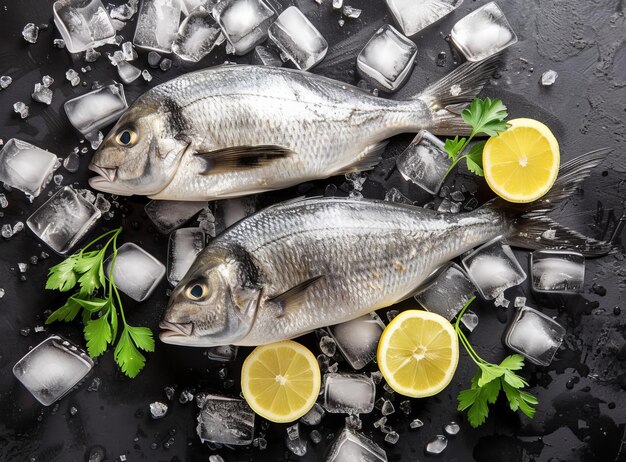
<box><xmin>195</xmin><ymin>145</ymin><xmax>294</xmax><ymax>174</ymax></box>
<box><xmin>268</xmin><ymin>275</ymin><xmax>324</xmax><ymax>318</ymax></box>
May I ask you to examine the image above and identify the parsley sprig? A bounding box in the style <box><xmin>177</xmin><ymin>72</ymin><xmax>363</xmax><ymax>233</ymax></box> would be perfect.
<box><xmin>45</xmin><ymin>228</ymin><xmax>155</xmax><ymax>378</ymax></box>
<box><xmin>444</xmin><ymin>97</ymin><xmax>509</xmax><ymax>177</ymax></box>
<box><xmin>455</xmin><ymin>297</ymin><xmax>538</xmax><ymax>427</ymax></box>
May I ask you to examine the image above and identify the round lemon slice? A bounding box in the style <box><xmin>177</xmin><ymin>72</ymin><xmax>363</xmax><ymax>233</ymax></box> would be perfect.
<box><xmin>483</xmin><ymin>118</ymin><xmax>560</xmax><ymax>203</ymax></box>
<box><xmin>377</xmin><ymin>310</ymin><xmax>459</xmax><ymax>398</ymax></box>
<box><xmin>241</xmin><ymin>340</ymin><xmax>321</xmax><ymax>423</ymax></box>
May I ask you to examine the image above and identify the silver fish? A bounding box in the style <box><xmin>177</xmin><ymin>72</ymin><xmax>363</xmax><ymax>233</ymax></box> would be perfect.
<box><xmin>88</xmin><ymin>60</ymin><xmax>495</xmax><ymax>200</ymax></box>
<box><xmin>159</xmin><ymin>151</ymin><xmax>610</xmax><ymax>347</ymax></box>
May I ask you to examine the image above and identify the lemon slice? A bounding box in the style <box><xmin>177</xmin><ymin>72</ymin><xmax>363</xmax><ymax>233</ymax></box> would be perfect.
<box><xmin>241</xmin><ymin>340</ymin><xmax>321</xmax><ymax>423</ymax></box>
<box><xmin>483</xmin><ymin>118</ymin><xmax>560</xmax><ymax>203</ymax></box>
<box><xmin>377</xmin><ymin>310</ymin><xmax>459</xmax><ymax>398</ymax></box>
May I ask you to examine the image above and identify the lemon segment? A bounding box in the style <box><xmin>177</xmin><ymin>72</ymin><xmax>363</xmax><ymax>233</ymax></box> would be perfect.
<box><xmin>241</xmin><ymin>340</ymin><xmax>321</xmax><ymax>423</ymax></box>
<box><xmin>483</xmin><ymin>118</ymin><xmax>560</xmax><ymax>203</ymax></box>
<box><xmin>377</xmin><ymin>310</ymin><xmax>459</xmax><ymax>398</ymax></box>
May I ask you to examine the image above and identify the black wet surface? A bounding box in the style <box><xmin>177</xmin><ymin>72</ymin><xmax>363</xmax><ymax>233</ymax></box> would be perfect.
<box><xmin>0</xmin><ymin>0</ymin><xmax>625</xmax><ymax>461</ymax></box>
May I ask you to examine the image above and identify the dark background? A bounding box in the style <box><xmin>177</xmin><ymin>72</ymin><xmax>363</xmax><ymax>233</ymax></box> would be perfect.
<box><xmin>0</xmin><ymin>0</ymin><xmax>624</xmax><ymax>461</ymax></box>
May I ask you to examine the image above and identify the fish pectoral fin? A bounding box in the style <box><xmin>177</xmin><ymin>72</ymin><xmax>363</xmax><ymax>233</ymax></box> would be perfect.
<box><xmin>334</xmin><ymin>141</ymin><xmax>387</xmax><ymax>175</ymax></box>
<box><xmin>268</xmin><ymin>275</ymin><xmax>325</xmax><ymax>318</ymax></box>
<box><xmin>195</xmin><ymin>145</ymin><xmax>294</xmax><ymax>175</ymax></box>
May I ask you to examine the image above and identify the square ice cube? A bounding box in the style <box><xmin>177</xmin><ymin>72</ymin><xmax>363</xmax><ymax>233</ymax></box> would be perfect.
<box><xmin>13</xmin><ymin>335</ymin><xmax>94</xmax><ymax>406</ymax></box>
<box><xmin>503</xmin><ymin>306</ymin><xmax>565</xmax><ymax>366</ymax></box>
<box><xmin>172</xmin><ymin>7</ymin><xmax>222</xmax><ymax>63</ymax></box>
<box><xmin>268</xmin><ymin>7</ymin><xmax>328</xmax><ymax>70</ymax></box>
<box><xmin>167</xmin><ymin>227</ymin><xmax>206</xmax><ymax>285</ymax></box>
<box><xmin>450</xmin><ymin>2</ymin><xmax>518</xmax><ymax>62</ymax></box>
<box><xmin>327</xmin><ymin>427</ymin><xmax>388</xmax><ymax>462</ymax></box>
<box><xmin>145</xmin><ymin>200</ymin><xmax>209</xmax><ymax>234</ymax></box>
<box><xmin>415</xmin><ymin>263</ymin><xmax>476</xmax><ymax>320</ymax></box>
<box><xmin>133</xmin><ymin>0</ymin><xmax>182</xmax><ymax>53</ymax></box>
<box><xmin>27</xmin><ymin>187</ymin><xmax>101</xmax><ymax>254</ymax></box>
<box><xmin>0</xmin><ymin>139</ymin><xmax>59</xmax><ymax>198</ymax></box>
<box><xmin>104</xmin><ymin>243</ymin><xmax>165</xmax><ymax>302</ymax></box>
<box><xmin>180</xmin><ymin>0</ymin><xmax>217</xmax><ymax>15</ymax></box>
<box><xmin>327</xmin><ymin>313</ymin><xmax>385</xmax><ymax>370</ymax></box>
<box><xmin>196</xmin><ymin>394</ymin><xmax>255</xmax><ymax>445</ymax></box>
<box><xmin>356</xmin><ymin>24</ymin><xmax>417</xmax><ymax>93</ymax></box>
<box><xmin>385</xmin><ymin>0</ymin><xmax>463</xmax><ymax>36</ymax></box>
<box><xmin>64</xmin><ymin>82</ymin><xmax>128</xmax><ymax>137</ymax></box>
<box><xmin>252</xmin><ymin>45</ymin><xmax>282</xmax><ymax>66</ymax></box>
<box><xmin>396</xmin><ymin>130</ymin><xmax>451</xmax><ymax>195</ymax></box>
<box><xmin>462</xmin><ymin>236</ymin><xmax>526</xmax><ymax>300</ymax></box>
<box><xmin>323</xmin><ymin>373</ymin><xmax>376</xmax><ymax>414</ymax></box>
<box><xmin>53</xmin><ymin>0</ymin><xmax>117</xmax><ymax>53</ymax></box>
<box><xmin>213</xmin><ymin>0</ymin><xmax>277</xmax><ymax>56</ymax></box>
<box><xmin>530</xmin><ymin>250</ymin><xmax>585</xmax><ymax>294</ymax></box>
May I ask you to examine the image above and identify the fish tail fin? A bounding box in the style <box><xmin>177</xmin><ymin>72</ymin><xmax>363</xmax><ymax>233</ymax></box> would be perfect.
<box><xmin>495</xmin><ymin>148</ymin><xmax>614</xmax><ymax>257</ymax></box>
<box><xmin>415</xmin><ymin>56</ymin><xmax>499</xmax><ymax>136</ymax></box>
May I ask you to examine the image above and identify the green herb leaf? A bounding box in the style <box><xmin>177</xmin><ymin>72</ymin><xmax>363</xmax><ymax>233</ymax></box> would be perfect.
<box><xmin>114</xmin><ymin>328</ymin><xmax>147</xmax><ymax>379</ymax></box>
<box><xmin>127</xmin><ymin>325</ymin><xmax>155</xmax><ymax>352</ymax></box>
<box><xmin>45</xmin><ymin>297</ymin><xmax>82</xmax><ymax>324</ymax></box>
<box><xmin>499</xmin><ymin>354</ymin><xmax>525</xmax><ymax>371</ymax></box>
<box><xmin>109</xmin><ymin>302</ymin><xmax>119</xmax><ymax>341</ymax></box>
<box><xmin>458</xmin><ymin>377</ymin><xmax>501</xmax><ymax>428</ymax></box>
<box><xmin>74</xmin><ymin>297</ymin><xmax>109</xmax><ymax>312</ymax></box>
<box><xmin>46</xmin><ymin>256</ymin><xmax>79</xmax><ymax>292</ymax></box>
<box><xmin>462</xmin><ymin>97</ymin><xmax>509</xmax><ymax>137</ymax></box>
<box><xmin>477</xmin><ymin>363</ymin><xmax>504</xmax><ymax>387</ymax></box>
<box><xmin>84</xmin><ymin>313</ymin><xmax>112</xmax><ymax>357</ymax></box>
<box><xmin>444</xmin><ymin>136</ymin><xmax>467</xmax><ymax>160</ymax></box>
<box><xmin>465</xmin><ymin>141</ymin><xmax>486</xmax><ymax>176</ymax></box>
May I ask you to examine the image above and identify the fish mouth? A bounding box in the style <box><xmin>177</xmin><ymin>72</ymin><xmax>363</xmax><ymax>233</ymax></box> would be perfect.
<box><xmin>89</xmin><ymin>164</ymin><xmax>117</xmax><ymax>182</ymax></box>
<box><xmin>159</xmin><ymin>320</ymin><xmax>194</xmax><ymax>338</ymax></box>
<box><xmin>88</xmin><ymin>164</ymin><xmax>133</xmax><ymax>195</ymax></box>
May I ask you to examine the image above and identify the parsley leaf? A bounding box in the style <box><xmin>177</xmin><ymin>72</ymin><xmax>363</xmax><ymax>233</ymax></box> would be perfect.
<box><xmin>84</xmin><ymin>313</ymin><xmax>112</xmax><ymax>357</ymax></box>
<box><xmin>444</xmin><ymin>136</ymin><xmax>466</xmax><ymax>160</ymax></box>
<box><xmin>46</xmin><ymin>297</ymin><xmax>82</xmax><ymax>323</ymax></box>
<box><xmin>45</xmin><ymin>255</ymin><xmax>79</xmax><ymax>292</ymax></box>
<box><xmin>114</xmin><ymin>328</ymin><xmax>147</xmax><ymax>379</ymax></box>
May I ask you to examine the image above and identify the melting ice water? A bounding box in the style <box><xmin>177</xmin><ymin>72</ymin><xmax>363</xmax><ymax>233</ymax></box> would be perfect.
<box><xmin>327</xmin><ymin>313</ymin><xmax>385</xmax><ymax>370</ymax></box>
<box><xmin>172</xmin><ymin>7</ymin><xmax>222</xmax><ymax>62</ymax></box>
<box><xmin>167</xmin><ymin>227</ymin><xmax>206</xmax><ymax>285</ymax></box>
<box><xmin>531</xmin><ymin>250</ymin><xmax>585</xmax><ymax>293</ymax></box>
<box><xmin>196</xmin><ymin>394</ymin><xmax>255</xmax><ymax>445</ymax></box>
<box><xmin>357</xmin><ymin>24</ymin><xmax>417</xmax><ymax>92</ymax></box>
<box><xmin>213</xmin><ymin>0</ymin><xmax>276</xmax><ymax>55</ymax></box>
<box><xmin>53</xmin><ymin>0</ymin><xmax>117</xmax><ymax>53</ymax></box>
<box><xmin>504</xmin><ymin>305</ymin><xmax>566</xmax><ymax>366</ymax></box>
<box><xmin>415</xmin><ymin>263</ymin><xmax>476</xmax><ymax>320</ymax></box>
<box><xmin>0</xmin><ymin>139</ymin><xmax>59</xmax><ymax>198</ymax></box>
<box><xmin>385</xmin><ymin>0</ymin><xmax>463</xmax><ymax>36</ymax></box>
<box><xmin>450</xmin><ymin>2</ymin><xmax>517</xmax><ymax>62</ymax></box>
<box><xmin>64</xmin><ymin>82</ymin><xmax>128</xmax><ymax>137</ymax></box>
<box><xmin>396</xmin><ymin>130</ymin><xmax>452</xmax><ymax>196</ymax></box>
<box><xmin>462</xmin><ymin>236</ymin><xmax>526</xmax><ymax>300</ymax></box>
<box><xmin>326</xmin><ymin>427</ymin><xmax>388</xmax><ymax>462</ymax></box>
<box><xmin>144</xmin><ymin>200</ymin><xmax>209</xmax><ymax>234</ymax></box>
<box><xmin>323</xmin><ymin>373</ymin><xmax>376</xmax><ymax>414</ymax></box>
<box><xmin>133</xmin><ymin>0</ymin><xmax>182</xmax><ymax>53</ymax></box>
<box><xmin>13</xmin><ymin>335</ymin><xmax>93</xmax><ymax>406</ymax></box>
<box><xmin>27</xmin><ymin>187</ymin><xmax>101</xmax><ymax>254</ymax></box>
<box><xmin>268</xmin><ymin>6</ymin><xmax>328</xmax><ymax>71</ymax></box>
<box><xmin>104</xmin><ymin>242</ymin><xmax>166</xmax><ymax>302</ymax></box>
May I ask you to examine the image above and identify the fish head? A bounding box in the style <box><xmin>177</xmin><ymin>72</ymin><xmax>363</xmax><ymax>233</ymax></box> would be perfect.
<box><xmin>88</xmin><ymin>97</ymin><xmax>188</xmax><ymax>196</ymax></box>
<box><xmin>159</xmin><ymin>246</ymin><xmax>261</xmax><ymax>347</ymax></box>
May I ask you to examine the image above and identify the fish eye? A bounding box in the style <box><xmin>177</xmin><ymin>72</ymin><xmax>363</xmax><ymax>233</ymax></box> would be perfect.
<box><xmin>186</xmin><ymin>283</ymin><xmax>208</xmax><ymax>300</ymax></box>
<box><xmin>115</xmin><ymin>129</ymin><xmax>137</xmax><ymax>147</ymax></box>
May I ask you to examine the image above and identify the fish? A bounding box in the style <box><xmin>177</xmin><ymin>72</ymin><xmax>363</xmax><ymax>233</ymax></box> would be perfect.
<box><xmin>88</xmin><ymin>60</ymin><xmax>496</xmax><ymax>200</ymax></box>
<box><xmin>158</xmin><ymin>150</ymin><xmax>612</xmax><ymax>347</ymax></box>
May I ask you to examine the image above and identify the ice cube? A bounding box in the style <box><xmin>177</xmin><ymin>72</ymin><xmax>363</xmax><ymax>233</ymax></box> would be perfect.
<box><xmin>53</xmin><ymin>0</ymin><xmax>117</xmax><ymax>53</ymax></box>
<box><xmin>63</xmin><ymin>152</ymin><xmax>80</xmax><ymax>173</ymax></box>
<box><xmin>22</xmin><ymin>23</ymin><xmax>39</xmax><ymax>43</ymax></box>
<box><xmin>426</xmin><ymin>435</ymin><xmax>448</xmax><ymax>454</ymax></box>
<box><xmin>117</xmin><ymin>60</ymin><xmax>142</xmax><ymax>84</ymax></box>
<box><xmin>104</xmin><ymin>243</ymin><xmax>165</xmax><ymax>302</ymax></box>
<box><xmin>167</xmin><ymin>227</ymin><xmax>205</xmax><ymax>285</ymax></box>
<box><xmin>323</xmin><ymin>373</ymin><xmax>376</xmax><ymax>414</ymax></box>
<box><xmin>381</xmin><ymin>400</ymin><xmax>395</xmax><ymax>416</ymax></box>
<box><xmin>64</xmin><ymin>83</ymin><xmax>128</xmax><ymax>136</ymax></box>
<box><xmin>384</xmin><ymin>187</ymin><xmax>413</xmax><ymax>204</ymax></box>
<box><xmin>514</xmin><ymin>296</ymin><xmax>526</xmax><ymax>308</ymax></box>
<box><xmin>343</xmin><ymin>6</ymin><xmax>362</xmax><ymax>19</ymax></box>
<box><xmin>1</xmin><ymin>75</ymin><xmax>13</xmax><ymax>89</ymax></box>
<box><xmin>206</xmin><ymin>345</ymin><xmax>239</xmax><ymax>361</ymax></box>
<box><xmin>503</xmin><ymin>305</ymin><xmax>565</xmax><ymax>366</ymax></box>
<box><xmin>196</xmin><ymin>394</ymin><xmax>255</xmax><ymax>445</ymax></box>
<box><xmin>32</xmin><ymin>83</ymin><xmax>54</xmax><ymax>105</ymax></box>
<box><xmin>450</xmin><ymin>2</ymin><xmax>517</xmax><ymax>62</ymax></box>
<box><xmin>150</xmin><ymin>401</ymin><xmax>168</xmax><ymax>418</ymax></box>
<box><xmin>109</xmin><ymin>0</ymin><xmax>139</xmax><ymax>20</ymax></box>
<box><xmin>133</xmin><ymin>0</ymin><xmax>182</xmax><ymax>53</ymax></box>
<box><xmin>319</xmin><ymin>335</ymin><xmax>337</xmax><ymax>357</ymax></box>
<box><xmin>356</xmin><ymin>24</ymin><xmax>417</xmax><ymax>93</ymax></box>
<box><xmin>85</xmin><ymin>47</ymin><xmax>101</xmax><ymax>62</ymax></box>
<box><xmin>410</xmin><ymin>418</ymin><xmax>424</xmax><ymax>429</ymax></box>
<box><xmin>326</xmin><ymin>427</ymin><xmax>388</xmax><ymax>462</ymax></box>
<box><xmin>286</xmin><ymin>435</ymin><xmax>308</xmax><ymax>456</ymax></box>
<box><xmin>0</xmin><ymin>139</ymin><xmax>59</xmax><ymax>198</ymax></box>
<box><xmin>213</xmin><ymin>0</ymin><xmax>276</xmax><ymax>56</ymax></box>
<box><xmin>300</xmin><ymin>402</ymin><xmax>325</xmax><ymax>426</ymax></box>
<box><xmin>13</xmin><ymin>335</ymin><xmax>94</xmax><ymax>406</ymax></box>
<box><xmin>121</xmin><ymin>41</ymin><xmax>135</xmax><ymax>61</ymax></box>
<box><xmin>13</xmin><ymin>102</ymin><xmax>29</xmax><ymax>119</ymax></box>
<box><xmin>142</xmin><ymin>69</ymin><xmax>153</xmax><ymax>82</ymax></box>
<box><xmin>252</xmin><ymin>45</ymin><xmax>282</xmax><ymax>66</ymax></box>
<box><xmin>327</xmin><ymin>313</ymin><xmax>385</xmax><ymax>370</ymax></box>
<box><xmin>145</xmin><ymin>200</ymin><xmax>208</xmax><ymax>234</ymax></box>
<box><xmin>462</xmin><ymin>236</ymin><xmax>526</xmax><ymax>300</ymax></box>
<box><xmin>147</xmin><ymin>50</ymin><xmax>162</xmax><ymax>67</ymax></box>
<box><xmin>444</xmin><ymin>421</ymin><xmax>460</xmax><ymax>435</ymax></box>
<box><xmin>385</xmin><ymin>0</ymin><xmax>463</xmax><ymax>36</ymax></box>
<box><xmin>172</xmin><ymin>7</ymin><xmax>222</xmax><ymax>63</ymax></box>
<box><xmin>268</xmin><ymin>7</ymin><xmax>328</xmax><ymax>71</ymax></box>
<box><xmin>415</xmin><ymin>263</ymin><xmax>476</xmax><ymax>320</ymax></box>
<box><xmin>159</xmin><ymin>57</ymin><xmax>172</xmax><ymax>71</ymax></box>
<box><xmin>27</xmin><ymin>187</ymin><xmax>101</xmax><ymax>254</ymax></box>
<box><xmin>384</xmin><ymin>431</ymin><xmax>399</xmax><ymax>444</ymax></box>
<box><xmin>541</xmin><ymin>70</ymin><xmax>558</xmax><ymax>86</ymax></box>
<box><xmin>181</xmin><ymin>0</ymin><xmax>216</xmax><ymax>15</ymax></box>
<box><xmin>530</xmin><ymin>250</ymin><xmax>584</xmax><ymax>294</ymax></box>
<box><xmin>66</xmin><ymin>69</ymin><xmax>81</xmax><ymax>86</ymax></box>
<box><xmin>396</xmin><ymin>130</ymin><xmax>451</xmax><ymax>195</ymax></box>
<box><xmin>0</xmin><ymin>193</ymin><xmax>7</xmax><ymax>208</ymax></box>
<box><xmin>332</xmin><ymin>0</ymin><xmax>343</xmax><ymax>9</ymax></box>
